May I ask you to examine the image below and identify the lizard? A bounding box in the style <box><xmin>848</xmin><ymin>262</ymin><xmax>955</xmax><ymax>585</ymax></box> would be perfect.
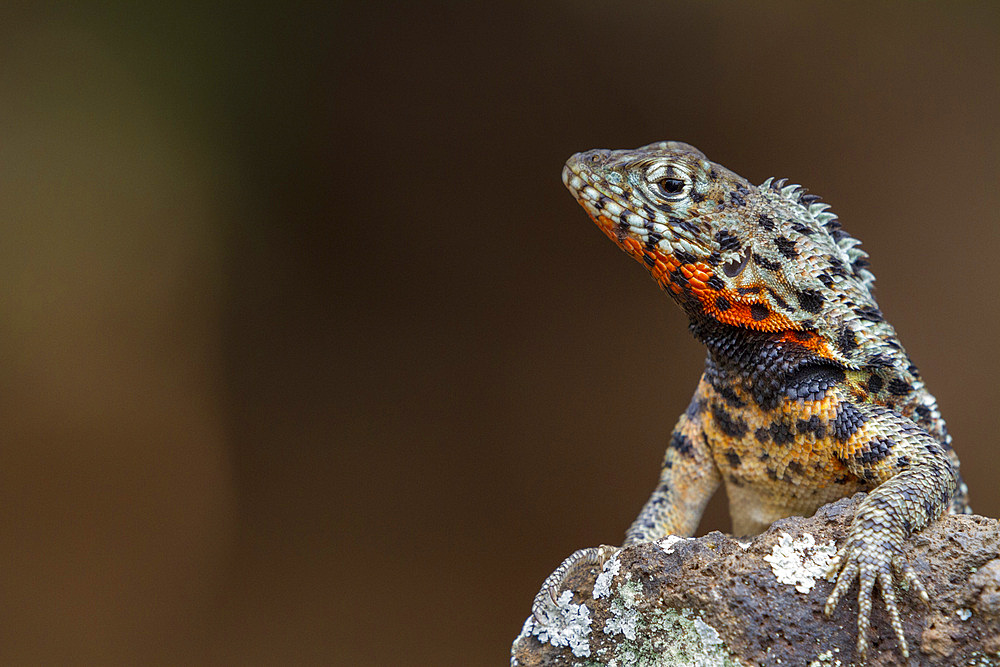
<box><xmin>532</xmin><ymin>141</ymin><xmax>970</xmax><ymax>660</ymax></box>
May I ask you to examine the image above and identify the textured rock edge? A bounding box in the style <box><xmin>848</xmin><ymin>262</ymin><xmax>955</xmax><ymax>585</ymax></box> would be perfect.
<box><xmin>512</xmin><ymin>495</ymin><xmax>1000</xmax><ymax>666</ymax></box>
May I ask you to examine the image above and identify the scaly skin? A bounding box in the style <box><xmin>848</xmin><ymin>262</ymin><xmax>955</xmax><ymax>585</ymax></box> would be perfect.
<box><xmin>534</xmin><ymin>142</ymin><xmax>969</xmax><ymax>659</ymax></box>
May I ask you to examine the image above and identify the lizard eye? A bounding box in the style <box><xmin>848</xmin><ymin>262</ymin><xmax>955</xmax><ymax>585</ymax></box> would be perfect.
<box><xmin>654</xmin><ymin>177</ymin><xmax>687</xmax><ymax>199</ymax></box>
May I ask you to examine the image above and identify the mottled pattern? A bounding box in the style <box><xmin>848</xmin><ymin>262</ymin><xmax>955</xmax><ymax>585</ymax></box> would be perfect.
<box><xmin>533</xmin><ymin>142</ymin><xmax>969</xmax><ymax>659</ymax></box>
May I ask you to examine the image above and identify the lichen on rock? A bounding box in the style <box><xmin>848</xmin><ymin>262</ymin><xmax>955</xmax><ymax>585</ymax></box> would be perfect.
<box><xmin>513</xmin><ymin>495</ymin><xmax>1000</xmax><ymax>666</ymax></box>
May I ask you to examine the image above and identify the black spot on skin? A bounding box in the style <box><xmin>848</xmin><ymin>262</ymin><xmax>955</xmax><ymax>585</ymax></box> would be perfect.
<box><xmin>709</xmin><ymin>169</ymin><xmax>719</xmax><ymax>180</ymax></box>
<box><xmin>737</xmin><ymin>286</ymin><xmax>761</xmax><ymax>295</ymax></box>
<box><xmin>758</xmin><ymin>213</ymin><xmax>774</xmax><ymax>231</ymax></box>
<box><xmin>642</xmin><ymin>204</ymin><xmax>657</xmax><ymax>218</ymax></box>
<box><xmin>866</xmin><ymin>374</ymin><xmax>884</xmax><ymax>393</ymax></box>
<box><xmin>674</xmin><ymin>249</ymin><xmax>697</xmax><ymax>265</ymax></box>
<box><xmin>787</xmin><ymin>461</ymin><xmax>805</xmax><ymax>475</ymax></box>
<box><xmin>836</xmin><ymin>326</ymin><xmax>858</xmax><ymax>353</ymax></box>
<box><xmin>653</xmin><ymin>201</ymin><xmax>674</xmax><ymax>213</ymax></box>
<box><xmin>769</xmin><ymin>421</ymin><xmax>795</xmax><ymax>446</ymax></box>
<box><xmin>673</xmin><ymin>218</ymin><xmax>700</xmax><ymax>236</ymax></box>
<box><xmin>668</xmin><ymin>431</ymin><xmax>693</xmax><ymax>456</ymax></box>
<box><xmin>766</xmin><ymin>467</ymin><xmax>780</xmax><ymax>480</ymax></box>
<box><xmin>724</xmin><ymin>450</ymin><xmax>742</xmax><ymax>468</ymax></box>
<box><xmin>715</xmin><ymin>230</ymin><xmax>741</xmax><ymax>252</ymax></box>
<box><xmin>705</xmin><ymin>251</ymin><xmax>722</xmax><ymax>266</ymax></box>
<box><xmin>796</xmin><ymin>416</ymin><xmax>825</xmax><ymax>438</ymax></box>
<box><xmin>706</xmin><ymin>275</ymin><xmax>725</xmax><ymax>290</ymax></box>
<box><xmin>887</xmin><ymin>378</ymin><xmax>913</xmax><ymax>396</ymax></box>
<box><xmin>913</xmin><ymin>404</ymin><xmax>931</xmax><ymax>420</ymax></box>
<box><xmin>831</xmin><ymin>402</ymin><xmax>866</xmax><ymax>441</ymax></box>
<box><xmin>729</xmin><ymin>190</ymin><xmax>747</xmax><ymax>207</ymax></box>
<box><xmin>799</xmin><ymin>193</ymin><xmax>822</xmax><ymax>205</ymax></box>
<box><xmin>784</xmin><ymin>367</ymin><xmax>845</xmax><ymax>402</ymax></box>
<box><xmin>690</xmin><ymin>191</ymin><xmax>705</xmax><ymax>203</ymax></box>
<box><xmin>826</xmin><ymin>257</ymin><xmax>847</xmax><ymax>275</ymax></box>
<box><xmin>797</xmin><ymin>289</ymin><xmax>824</xmax><ymax>313</ymax></box>
<box><xmin>834</xmin><ymin>475</ymin><xmax>850</xmax><ymax>484</ymax></box>
<box><xmin>775</xmin><ymin>236</ymin><xmax>798</xmax><ymax>259</ymax></box>
<box><xmin>867</xmin><ymin>354</ymin><xmax>893</xmax><ymax>368</ymax></box>
<box><xmin>750</xmin><ymin>303</ymin><xmax>770</xmax><ymax>321</ymax></box>
<box><xmin>790</xmin><ymin>222</ymin><xmax>814</xmax><ymax>236</ymax></box>
<box><xmin>792</xmin><ymin>330</ymin><xmax>811</xmax><ymax>340</ymax></box>
<box><xmin>670</xmin><ymin>269</ymin><xmax>689</xmax><ymax>288</ymax></box>
<box><xmin>753</xmin><ymin>253</ymin><xmax>782</xmax><ymax>271</ymax></box>
<box><xmin>758</xmin><ymin>452</ymin><xmax>770</xmax><ymax>461</ymax></box>
<box><xmin>767</xmin><ymin>289</ymin><xmax>791</xmax><ymax>312</ymax></box>
<box><xmin>715</xmin><ymin>296</ymin><xmax>731</xmax><ymax>311</ymax></box>
<box><xmin>854</xmin><ymin>306</ymin><xmax>884</xmax><ymax>322</ymax></box>
<box><xmin>614</xmin><ymin>221</ymin><xmax>629</xmax><ymax>242</ymax></box>
<box><xmin>852</xmin><ymin>256</ymin><xmax>871</xmax><ymax>273</ymax></box>
<box><xmin>642</xmin><ymin>254</ymin><xmax>656</xmax><ymax>267</ymax></box>
<box><xmin>711</xmin><ymin>404</ymin><xmax>747</xmax><ymax>438</ymax></box>
<box><xmin>818</xmin><ymin>273</ymin><xmax>834</xmax><ymax>288</ymax></box>
<box><xmin>644</xmin><ymin>233</ymin><xmax>663</xmax><ymax>251</ymax></box>
<box><xmin>897</xmin><ymin>455</ymin><xmax>910</xmax><ymax>469</ymax></box>
<box><xmin>754</xmin><ymin>427</ymin><xmax>770</xmax><ymax>443</ymax></box>
<box><xmin>830</xmin><ymin>229</ymin><xmax>852</xmax><ymax>243</ymax></box>
<box><xmin>717</xmin><ymin>386</ymin><xmax>745</xmax><ymax>408</ymax></box>
<box><xmin>855</xmin><ymin>436</ymin><xmax>895</xmax><ymax>466</ymax></box>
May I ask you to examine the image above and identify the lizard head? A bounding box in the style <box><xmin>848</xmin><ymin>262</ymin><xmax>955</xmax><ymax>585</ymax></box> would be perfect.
<box><xmin>563</xmin><ymin>141</ymin><xmax>880</xmax><ymax>366</ymax></box>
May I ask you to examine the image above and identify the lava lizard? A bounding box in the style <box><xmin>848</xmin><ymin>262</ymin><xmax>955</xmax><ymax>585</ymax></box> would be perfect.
<box><xmin>533</xmin><ymin>141</ymin><xmax>970</xmax><ymax>659</ymax></box>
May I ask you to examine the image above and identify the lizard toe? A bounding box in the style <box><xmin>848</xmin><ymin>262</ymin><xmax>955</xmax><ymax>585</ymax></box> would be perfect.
<box><xmin>531</xmin><ymin>545</ymin><xmax>617</xmax><ymax>624</ymax></box>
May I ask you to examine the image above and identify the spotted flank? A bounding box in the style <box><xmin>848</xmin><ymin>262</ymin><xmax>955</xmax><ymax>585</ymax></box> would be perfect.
<box><xmin>535</xmin><ymin>142</ymin><xmax>968</xmax><ymax>660</ymax></box>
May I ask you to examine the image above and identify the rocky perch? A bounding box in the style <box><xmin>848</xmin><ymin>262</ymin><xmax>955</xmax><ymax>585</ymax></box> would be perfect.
<box><xmin>512</xmin><ymin>495</ymin><xmax>1000</xmax><ymax>666</ymax></box>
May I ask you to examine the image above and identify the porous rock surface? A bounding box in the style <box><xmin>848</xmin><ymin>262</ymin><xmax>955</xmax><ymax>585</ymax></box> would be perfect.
<box><xmin>512</xmin><ymin>494</ymin><xmax>1000</xmax><ymax>666</ymax></box>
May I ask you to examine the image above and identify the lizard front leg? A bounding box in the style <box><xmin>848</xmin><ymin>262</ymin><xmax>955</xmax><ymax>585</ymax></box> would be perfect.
<box><xmin>532</xmin><ymin>391</ymin><xmax>721</xmax><ymax>622</ymax></box>
<box><xmin>823</xmin><ymin>398</ymin><xmax>958</xmax><ymax>659</ymax></box>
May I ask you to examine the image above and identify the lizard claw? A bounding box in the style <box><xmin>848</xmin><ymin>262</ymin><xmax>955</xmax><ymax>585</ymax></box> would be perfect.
<box><xmin>824</xmin><ymin>540</ymin><xmax>919</xmax><ymax>659</ymax></box>
<box><xmin>532</xmin><ymin>545</ymin><xmax>618</xmax><ymax>624</ymax></box>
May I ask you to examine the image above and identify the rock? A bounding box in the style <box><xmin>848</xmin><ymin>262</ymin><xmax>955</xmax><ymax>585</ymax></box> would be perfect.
<box><xmin>512</xmin><ymin>494</ymin><xmax>1000</xmax><ymax>666</ymax></box>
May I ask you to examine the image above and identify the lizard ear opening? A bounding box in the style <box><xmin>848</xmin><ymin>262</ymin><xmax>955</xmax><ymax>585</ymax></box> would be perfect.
<box><xmin>723</xmin><ymin>249</ymin><xmax>751</xmax><ymax>278</ymax></box>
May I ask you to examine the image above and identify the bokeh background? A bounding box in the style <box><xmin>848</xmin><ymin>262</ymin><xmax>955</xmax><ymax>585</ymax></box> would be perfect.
<box><xmin>0</xmin><ymin>2</ymin><xmax>997</xmax><ymax>665</ymax></box>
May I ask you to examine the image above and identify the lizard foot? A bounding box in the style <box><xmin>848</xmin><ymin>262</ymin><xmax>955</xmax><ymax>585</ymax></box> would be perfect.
<box><xmin>531</xmin><ymin>545</ymin><xmax>618</xmax><ymax>624</ymax></box>
<box><xmin>824</xmin><ymin>536</ymin><xmax>929</xmax><ymax>659</ymax></box>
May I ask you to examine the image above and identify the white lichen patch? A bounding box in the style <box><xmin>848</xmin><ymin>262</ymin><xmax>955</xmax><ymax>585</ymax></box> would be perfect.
<box><xmin>957</xmin><ymin>608</ymin><xmax>972</xmax><ymax>620</ymax></box>
<box><xmin>764</xmin><ymin>532</ymin><xmax>838</xmax><ymax>594</ymax></box>
<box><xmin>610</xmin><ymin>608</ymin><xmax>737</xmax><ymax>667</ymax></box>
<box><xmin>604</xmin><ymin>578</ymin><xmax>643</xmax><ymax>641</ymax></box>
<box><xmin>694</xmin><ymin>617</ymin><xmax>723</xmax><ymax>646</ymax></box>
<box><xmin>605</xmin><ymin>598</ymin><xmax>641</xmax><ymax>641</ymax></box>
<box><xmin>658</xmin><ymin>534</ymin><xmax>691</xmax><ymax>554</ymax></box>
<box><xmin>526</xmin><ymin>590</ymin><xmax>593</xmax><ymax>658</ymax></box>
<box><xmin>594</xmin><ymin>553</ymin><xmax>622</xmax><ymax>600</ymax></box>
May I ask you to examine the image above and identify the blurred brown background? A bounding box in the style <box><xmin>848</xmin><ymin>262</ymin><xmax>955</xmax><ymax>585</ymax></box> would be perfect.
<box><xmin>0</xmin><ymin>2</ymin><xmax>996</xmax><ymax>665</ymax></box>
